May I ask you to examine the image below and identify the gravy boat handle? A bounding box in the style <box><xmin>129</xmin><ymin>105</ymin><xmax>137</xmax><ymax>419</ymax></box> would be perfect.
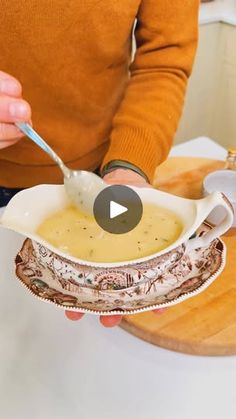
<box><xmin>185</xmin><ymin>191</ymin><xmax>234</xmax><ymax>252</ymax></box>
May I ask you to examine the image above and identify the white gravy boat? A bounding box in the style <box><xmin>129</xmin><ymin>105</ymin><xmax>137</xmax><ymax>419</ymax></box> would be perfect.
<box><xmin>0</xmin><ymin>184</ymin><xmax>234</xmax><ymax>269</ymax></box>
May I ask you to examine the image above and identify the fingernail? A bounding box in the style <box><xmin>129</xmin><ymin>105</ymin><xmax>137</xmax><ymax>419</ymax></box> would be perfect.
<box><xmin>153</xmin><ymin>308</ymin><xmax>166</xmax><ymax>314</ymax></box>
<box><xmin>9</xmin><ymin>102</ymin><xmax>29</xmax><ymax>118</ymax></box>
<box><xmin>0</xmin><ymin>79</ymin><xmax>19</xmax><ymax>95</ymax></box>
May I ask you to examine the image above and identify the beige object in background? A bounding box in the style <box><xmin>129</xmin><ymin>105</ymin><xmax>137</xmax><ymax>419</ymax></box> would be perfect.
<box><xmin>175</xmin><ymin>22</ymin><xmax>236</xmax><ymax>150</ymax></box>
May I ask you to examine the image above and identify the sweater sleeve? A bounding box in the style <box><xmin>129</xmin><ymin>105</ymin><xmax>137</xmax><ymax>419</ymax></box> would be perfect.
<box><xmin>101</xmin><ymin>0</ymin><xmax>199</xmax><ymax>182</ymax></box>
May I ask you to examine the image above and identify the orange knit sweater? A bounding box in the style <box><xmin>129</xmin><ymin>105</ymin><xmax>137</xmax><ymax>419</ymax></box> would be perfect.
<box><xmin>0</xmin><ymin>0</ymin><xmax>199</xmax><ymax>187</ymax></box>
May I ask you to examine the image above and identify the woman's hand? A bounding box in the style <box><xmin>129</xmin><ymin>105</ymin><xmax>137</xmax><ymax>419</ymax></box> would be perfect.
<box><xmin>102</xmin><ymin>168</ymin><xmax>149</xmax><ymax>187</ymax></box>
<box><xmin>0</xmin><ymin>71</ymin><xmax>31</xmax><ymax>149</ymax></box>
<box><xmin>65</xmin><ymin>168</ymin><xmax>165</xmax><ymax>327</ymax></box>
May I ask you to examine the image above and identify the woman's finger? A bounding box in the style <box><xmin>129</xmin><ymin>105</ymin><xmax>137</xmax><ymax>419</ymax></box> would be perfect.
<box><xmin>100</xmin><ymin>315</ymin><xmax>122</xmax><ymax>327</ymax></box>
<box><xmin>0</xmin><ymin>96</ymin><xmax>31</xmax><ymax>123</ymax></box>
<box><xmin>0</xmin><ymin>123</ymin><xmax>24</xmax><ymax>142</ymax></box>
<box><xmin>0</xmin><ymin>71</ymin><xmax>22</xmax><ymax>97</ymax></box>
<box><xmin>152</xmin><ymin>308</ymin><xmax>166</xmax><ymax>314</ymax></box>
<box><xmin>65</xmin><ymin>311</ymin><xmax>85</xmax><ymax>321</ymax></box>
<box><xmin>0</xmin><ymin>139</ymin><xmax>22</xmax><ymax>149</ymax></box>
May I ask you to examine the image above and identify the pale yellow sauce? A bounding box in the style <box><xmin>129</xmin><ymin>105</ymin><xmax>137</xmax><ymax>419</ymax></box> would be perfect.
<box><xmin>36</xmin><ymin>204</ymin><xmax>183</xmax><ymax>263</ymax></box>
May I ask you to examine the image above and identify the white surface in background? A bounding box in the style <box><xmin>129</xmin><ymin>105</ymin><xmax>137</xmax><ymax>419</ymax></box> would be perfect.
<box><xmin>0</xmin><ymin>137</ymin><xmax>235</xmax><ymax>419</ymax></box>
<box><xmin>200</xmin><ymin>0</ymin><xmax>236</xmax><ymax>25</ymax></box>
<box><xmin>170</xmin><ymin>136</ymin><xmax>227</xmax><ymax>160</ymax></box>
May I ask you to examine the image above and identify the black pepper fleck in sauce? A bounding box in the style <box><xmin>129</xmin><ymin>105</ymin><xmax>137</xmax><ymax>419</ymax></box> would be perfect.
<box><xmin>37</xmin><ymin>202</ymin><xmax>182</xmax><ymax>263</ymax></box>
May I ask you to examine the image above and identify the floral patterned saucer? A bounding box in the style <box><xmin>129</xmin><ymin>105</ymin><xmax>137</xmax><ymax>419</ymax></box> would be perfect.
<box><xmin>14</xmin><ymin>223</ymin><xmax>226</xmax><ymax>315</ymax></box>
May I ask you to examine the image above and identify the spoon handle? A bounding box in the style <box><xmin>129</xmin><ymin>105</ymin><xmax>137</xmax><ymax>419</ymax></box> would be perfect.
<box><xmin>15</xmin><ymin>122</ymin><xmax>69</xmax><ymax>177</ymax></box>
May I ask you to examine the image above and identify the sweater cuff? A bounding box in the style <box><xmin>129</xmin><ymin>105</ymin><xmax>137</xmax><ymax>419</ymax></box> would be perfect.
<box><xmin>101</xmin><ymin>126</ymin><xmax>165</xmax><ymax>183</ymax></box>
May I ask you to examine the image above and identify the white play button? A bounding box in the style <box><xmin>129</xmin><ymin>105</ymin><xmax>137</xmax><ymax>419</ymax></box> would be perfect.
<box><xmin>93</xmin><ymin>185</ymin><xmax>143</xmax><ymax>234</ymax></box>
<box><xmin>110</xmin><ymin>200</ymin><xmax>128</xmax><ymax>219</ymax></box>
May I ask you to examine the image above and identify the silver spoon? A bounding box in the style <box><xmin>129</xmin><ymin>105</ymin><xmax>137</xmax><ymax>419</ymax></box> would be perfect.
<box><xmin>15</xmin><ymin>122</ymin><xmax>107</xmax><ymax>214</ymax></box>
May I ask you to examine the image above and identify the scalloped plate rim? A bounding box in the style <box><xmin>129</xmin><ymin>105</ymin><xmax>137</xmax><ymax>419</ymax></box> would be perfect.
<box><xmin>14</xmin><ymin>232</ymin><xmax>227</xmax><ymax>316</ymax></box>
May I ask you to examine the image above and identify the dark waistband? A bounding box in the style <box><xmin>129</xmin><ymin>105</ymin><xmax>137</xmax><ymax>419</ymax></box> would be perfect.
<box><xmin>0</xmin><ymin>187</ymin><xmax>23</xmax><ymax>207</ymax></box>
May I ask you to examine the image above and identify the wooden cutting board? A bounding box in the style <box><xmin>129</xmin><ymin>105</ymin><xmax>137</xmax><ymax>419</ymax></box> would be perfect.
<box><xmin>120</xmin><ymin>157</ymin><xmax>236</xmax><ymax>356</ymax></box>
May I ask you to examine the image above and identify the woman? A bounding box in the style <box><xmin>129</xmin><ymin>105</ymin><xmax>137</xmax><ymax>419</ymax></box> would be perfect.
<box><xmin>0</xmin><ymin>0</ymin><xmax>199</xmax><ymax>326</ymax></box>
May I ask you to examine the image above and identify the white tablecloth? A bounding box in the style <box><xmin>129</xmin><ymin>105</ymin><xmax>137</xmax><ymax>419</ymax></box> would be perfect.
<box><xmin>0</xmin><ymin>137</ymin><xmax>235</xmax><ymax>419</ymax></box>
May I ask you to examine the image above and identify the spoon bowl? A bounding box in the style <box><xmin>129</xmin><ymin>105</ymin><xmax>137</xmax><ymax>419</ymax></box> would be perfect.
<box><xmin>15</xmin><ymin>122</ymin><xmax>106</xmax><ymax>214</ymax></box>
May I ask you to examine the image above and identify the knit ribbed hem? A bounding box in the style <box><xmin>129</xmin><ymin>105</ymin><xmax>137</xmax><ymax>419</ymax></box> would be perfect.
<box><xmin>101</xmin><ymin>126</ymin><xmax>166</xmax><ymax>183</ymax></box>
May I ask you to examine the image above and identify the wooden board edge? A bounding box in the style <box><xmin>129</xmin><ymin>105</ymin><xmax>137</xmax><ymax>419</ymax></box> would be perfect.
<box><xmin>120</xmin><ymin>319</ymin><xmax>236</xmax><ymax>357</ymax></box>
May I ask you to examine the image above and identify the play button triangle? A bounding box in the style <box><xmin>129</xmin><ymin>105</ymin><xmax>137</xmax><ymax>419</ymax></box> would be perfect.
<box><xmin>93</xmin><ymin>185</ymin><xmax>143</xmax><ymax>234</ymax></box>
<box><xmin>110</xmin><ymin>200</ymin><xmax>128</xmax><ymax>219</ymax></box>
